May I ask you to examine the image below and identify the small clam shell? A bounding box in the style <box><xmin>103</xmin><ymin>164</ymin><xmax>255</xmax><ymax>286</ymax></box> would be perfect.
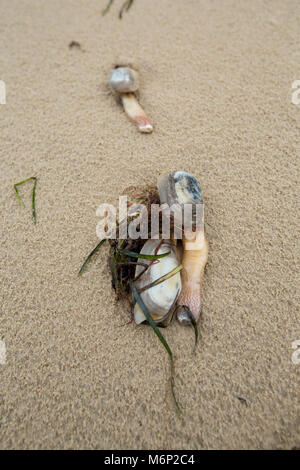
<box><xmin>158</xmin><ymin>171</ymin><xmax>202</xmax><ymax>206</ymax></box>
<box><xmin>157</xmin><ymin>171</ymin><xmax>203</xmax><ymax>230</ymax></box>
<box><xmin>109</xmin><ymin>67</ymin><xmax>139</xmax><ymax>94</ymax></box>
<box><xmin>133</xmin><ymin>240</ymin><xmax>182</xmax><ymax>325</ymax></box>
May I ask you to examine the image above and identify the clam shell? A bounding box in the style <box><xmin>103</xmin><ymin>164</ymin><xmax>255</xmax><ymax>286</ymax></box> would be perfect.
<box><xmin>133</xmin><ymin>240</ymin><xmax>182</xmax><ymax>325</ymax></box>
<box><xmin>157</xmin><ymin>171</ymin><xmax>202</xmax><ymax>206</ymax></box>
<box><xmin>109</xmin><ymin>67</ymin><xmax>139</xmax><ymax>94</ymax></box>
<box><xmin>157</xmin><ymin>171</ymin><xmax>203</xmax><ymax>231</ymax></box>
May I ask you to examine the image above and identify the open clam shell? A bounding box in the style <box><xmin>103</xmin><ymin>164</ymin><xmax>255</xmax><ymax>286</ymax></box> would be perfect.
<box><xmin>133</xmin><ymin>240</ymin><xmax>182</xmax><ymax>325</ymax></box>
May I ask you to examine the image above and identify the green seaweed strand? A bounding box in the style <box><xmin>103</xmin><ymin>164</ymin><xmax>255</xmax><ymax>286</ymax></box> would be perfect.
<box><xmin>14</xmin><ymin>176</ymin><xmax>37</xmax><ymax>224</ymax></box>
<box><xmin>130</xmin><ymin>280</ymin><xmax>182</xmax><ymax>415</ymax></box>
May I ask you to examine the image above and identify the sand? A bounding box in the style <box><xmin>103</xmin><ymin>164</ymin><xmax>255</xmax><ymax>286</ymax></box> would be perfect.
<box><xmin>0</xmin><ymin>0</ymin><xmax>299</xmax><ymax>449</ymax></box>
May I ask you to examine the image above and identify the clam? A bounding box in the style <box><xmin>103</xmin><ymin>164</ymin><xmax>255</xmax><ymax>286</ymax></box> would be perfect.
<box><xmin>109</xmin><ymin>66</ymin><xmax>153</xmax><ymax>133</ymax></box>
<box><xmin>133</xmin><ymin>240</ymin><xmax>182</xmax><ymax>325</ymax></box>
<box><xmin>158</xmin><ymin>171</ymin><xmax>208</xmax><ymax>325</ymax></box>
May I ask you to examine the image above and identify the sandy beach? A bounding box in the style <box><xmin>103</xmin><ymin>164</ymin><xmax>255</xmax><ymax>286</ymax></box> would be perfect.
<box><xmin>0</xmin><ymin>0</ymin><xmax>299</xmax><ymax>449</ymax></box>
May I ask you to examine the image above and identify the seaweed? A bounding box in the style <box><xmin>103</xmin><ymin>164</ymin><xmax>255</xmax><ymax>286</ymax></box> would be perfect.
<box><xmin>14</xmin><ymin>176</ymin><xmax>37</xmax><ymax>224</ymax></box>
<box><xmin>102</xmin><ymin>0</ymin><xmax>135</xmax><ymax>19</ymax></box>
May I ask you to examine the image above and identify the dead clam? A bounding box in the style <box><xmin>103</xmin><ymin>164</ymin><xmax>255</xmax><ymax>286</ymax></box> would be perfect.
<box><xmin>158</xmin><ymin>171</ymin><xmax>208</xmax><ymax>325</ymax></box>
<box><xmin>109</xmin><ymin>66</ymin><xmax>153</xmax><ymax>133</ymax></box>
<box><xmin>79</xmin><ymin>171</ymin><xmax>208</xmax><ymax>413</ymax></box>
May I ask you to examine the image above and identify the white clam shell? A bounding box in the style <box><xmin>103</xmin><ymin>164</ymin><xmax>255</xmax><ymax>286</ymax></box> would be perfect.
<box><xmin>133</xmin><ymin>240</ymin><xmax>182</xmax><ymax>325</ymax></box>
<box><xmin>109</xmin><ymin>67</ymin><xmax>139</xmax><ymax>94</ymax></box>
